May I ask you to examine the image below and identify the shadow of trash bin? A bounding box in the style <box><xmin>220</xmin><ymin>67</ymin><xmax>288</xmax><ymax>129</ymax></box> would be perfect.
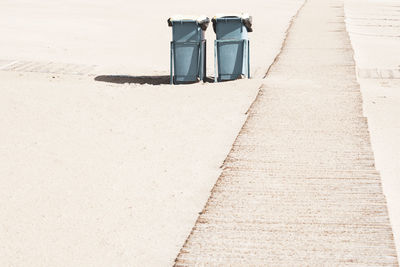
<box><xmin>168</xmin><ymin>16</ymin><xmax>210</xmax><ymax>85</ymax></box>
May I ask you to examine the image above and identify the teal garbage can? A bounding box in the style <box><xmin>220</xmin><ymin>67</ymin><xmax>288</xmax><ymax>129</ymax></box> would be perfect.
<box><xmin>212</xmin><ymin>14</ymin><xmax>252</xmax><ymax>82</ymax></box>
<box><xmin>168</xmin><ymin>16</ymin><xmax>210</xmax><ymax>84</ymax></box>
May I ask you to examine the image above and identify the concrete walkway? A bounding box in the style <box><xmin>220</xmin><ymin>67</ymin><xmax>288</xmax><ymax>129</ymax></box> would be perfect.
<box><xmin>175</xmin><ymin>0</ymin><xmax>398</xmax><ymax>265</ymax></box>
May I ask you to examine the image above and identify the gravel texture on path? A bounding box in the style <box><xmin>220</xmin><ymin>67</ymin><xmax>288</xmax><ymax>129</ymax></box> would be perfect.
<box><xmin>175</xmin><ymin>0</ymin><xmax>399</xmax><ymax>265</ymax></box>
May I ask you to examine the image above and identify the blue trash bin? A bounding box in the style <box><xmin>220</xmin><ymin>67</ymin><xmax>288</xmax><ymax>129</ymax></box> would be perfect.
<box><xmin>212</xmin><ymin>14</ymin><xmax>252</xmax><ymax>82</ymax></box>
<box><xmin>168</xmin><ymin>16</ymin><xmax>210</xmax><ymax>84</ymax></box>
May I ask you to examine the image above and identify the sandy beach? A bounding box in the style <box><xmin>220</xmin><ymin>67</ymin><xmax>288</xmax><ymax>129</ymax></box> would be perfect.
<box><xmin>0</xmin><ymin>0</ymin><xmax>399</xmax><ymax>265</ymax></box>
<box><xmin>0</xmin><ymin>0</ymin><xmax>303</xmax><ymax>266</ymax></box>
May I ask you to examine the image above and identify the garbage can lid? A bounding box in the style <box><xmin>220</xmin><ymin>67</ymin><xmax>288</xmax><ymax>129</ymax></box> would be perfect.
<box><xmin>168</xmin><ymin>15</ymin><xmax>210</xmax><ymax>30</ymax></box>
<box><xmin>212</xmin><ymin>13</ymin><xmax>253</xmax><ymax>33</ymax></box>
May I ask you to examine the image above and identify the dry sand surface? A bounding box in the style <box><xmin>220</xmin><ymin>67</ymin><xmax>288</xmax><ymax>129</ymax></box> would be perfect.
<box><xmin>0</xmin><ymin>0</ymin><xmax>304</xmax><ymax>77</ymax></box>
<box><xmin>345</xmin><ymin>0</ymin><xmax>400</xmax><ymax>256</ymax></box>
<box><xmin>1</xmin><ymin>0</ymin><xmax>399</xmax><ymax>265</ymax></box>
<box><xmin>0</xmin><ymin>0</ymin><xmax>304</xmax><ymax>266</ymax></box>
<box><xmin>0</xmin><ymin>72</ymin><xmax>262</xmax><ymax>266</ymax></box>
